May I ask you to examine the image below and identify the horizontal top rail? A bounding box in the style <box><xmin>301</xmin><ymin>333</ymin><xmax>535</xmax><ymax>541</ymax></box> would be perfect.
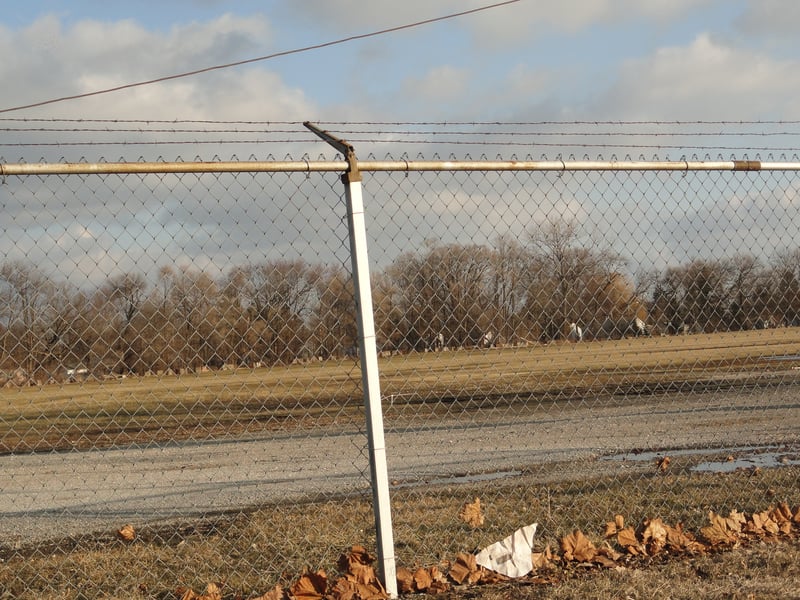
<box><xmin>2</xmin><ymin>159</ymin><xmax>800</xmax><ymax>176</ymax></box>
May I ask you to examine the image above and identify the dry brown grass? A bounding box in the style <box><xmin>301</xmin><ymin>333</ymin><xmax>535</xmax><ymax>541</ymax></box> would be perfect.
<box><xmin>1</xmin><ymin>328</ymin><xmax>799</xmax><ymax>598</ymax></box>
<box><xmin>1</xmin><ymin>328</ymin><xmax>799</xmax><ymax>453</ymax></box>
<box><xmin>1</xmin><ymin>462</ymin><xmax>799</xmax><ymax>599</ymax></box>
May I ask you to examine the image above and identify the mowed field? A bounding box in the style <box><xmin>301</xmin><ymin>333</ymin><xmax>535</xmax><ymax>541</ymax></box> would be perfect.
<box><xmin>1</xmin><ymin>327</ymin><xmax>799</xmax><ymax>454</ymax></box>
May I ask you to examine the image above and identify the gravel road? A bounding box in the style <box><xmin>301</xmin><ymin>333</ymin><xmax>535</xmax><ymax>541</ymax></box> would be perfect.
<box><xmin>2</xmin><ymin>380</ymin><xmax>799</xmax><ymax>545</ymax></box>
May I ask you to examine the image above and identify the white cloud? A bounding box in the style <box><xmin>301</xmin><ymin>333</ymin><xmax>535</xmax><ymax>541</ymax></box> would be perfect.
<box><xmin>735</xmin><ymin>0</ymin><xmax>800</xmax><ymax>38</ymax></box>
<box><xmin>282</xmin><ymin>0</ymin><xmax>714</xmax><ymax>46</ymax></box>
<box><xmin>402</xmin><ymin>65</ymin><xmax>469</xmax><ymax>104</ymax></box>
<box><xmin>0</xmin><ymin>13</ymin><xmax>314</xmax><ymax>122</ymax></box>
<box><xmin>596</xmin><ymin>33</ymin><xmax>800</xmax><ymax>120</ymax></box>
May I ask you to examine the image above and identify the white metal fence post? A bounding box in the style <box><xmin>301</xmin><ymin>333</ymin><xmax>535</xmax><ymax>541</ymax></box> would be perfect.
<box><xmin>304</xmin><ymin>122</ymin><xmax>397</xmax><ymax>597</ymax></box>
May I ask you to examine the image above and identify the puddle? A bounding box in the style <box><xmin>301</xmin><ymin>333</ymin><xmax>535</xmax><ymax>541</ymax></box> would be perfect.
<box><xmin>604</xmin><ymin>445</ymin><xmax>800</xmax><ymax>473</ymax></box>
<box><xmin>693</xmin><ymin>452</ymin><xmax>800</xmax><ymax>473</ymax></box>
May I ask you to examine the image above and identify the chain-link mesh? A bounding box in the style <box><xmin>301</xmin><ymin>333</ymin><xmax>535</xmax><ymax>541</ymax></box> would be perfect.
<box><xmin>363</xmin><ymin>164</ymin><xmax>800</xmax><ymax>571</ymax></box>
<box><xmin>0</xmin><ymin>155</ymin><xmax>799</xmax><ymax>598</ymax></box>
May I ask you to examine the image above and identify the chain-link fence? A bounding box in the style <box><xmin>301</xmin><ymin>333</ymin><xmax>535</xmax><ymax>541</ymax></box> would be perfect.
<box><xmin>1</xmin><ymin>152</ymin><xmax>799</xmax><ymax>598</ymax></box>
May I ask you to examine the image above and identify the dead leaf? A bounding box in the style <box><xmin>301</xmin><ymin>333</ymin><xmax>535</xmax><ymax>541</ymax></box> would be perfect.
<box><xmin>772</xmin><ymin>502</ymin><xmax>793</xmax><ymax>524</ymax></box>
<box><xmin>617</xmin><ymin>526</ymin><xmax>642</xmax><ymax>554</ymax></box>
<box><xmin>561</xmin><ymin>529</ymin><xmax>597</xmax><ymax>562</ymax></box>
<box><xmin>250</xmin><ymin>585</ymin><xmax>285</xmax><ymax>600</ymax></box>
<box><xmin>656</xmin><ymin>456</ymin><xmax>671</xmax><ymax>472</ymax></box>
<box><xmin>459</xmin><ymin>497</ymin><xmax>485</xmax><ymax>528</ymax></box>
<box><xmin>641</xmin><ymin>518</ymin><xmax>668</xmax><ymax>555</ymax></box>
<box><xmin>291</xmin><ymin>570</ymin><xmax>327</xmax><ymax>600</ymax></box>
<box><xmin>665</xmin><ymin>522</ymin><xmax>706</xmax><ymax>554</ymax></box>
<box><xmin>605</xmin><ymin>514</ymin><xmax>627</xmax><ymax>538</ymax></box>
<box><xmin>448</xmin><ymin>552</ymin><xmax>478</xmax><ymax>584</ymax></box>
<box><xmin>428</xmin><ymin>565</ymin><xmax>450</xmax><ymax>592</ymax></box>
<box><xmin>178</xmin><ymin>588</ymin><xmax>198</xmax><ymax>600</ymax></box>
<box><xmin>179</xmin><ymin>583</ymin><xmax>222</xmax><ymax>600</ymax></box>
<box><xmin>727</xmin><ymin>510</ymin><xmax>747</xmax><ymax>532</ymax></box>
<box><xmin>750</xmin><ymin>510</ymin><xmax>780</xmax><ymax>536</ymax></box>
<box><xmin>395</xmin><ymin>567</ymin><xmax>415</xmax><ymax>594</ymax></box>
<box><xmin>531</xmin><ymin>544</ymin><xmax>555</xmax><ymax>570</ymax></box>
<box><xmin>412</xmin><ymin>567</ymin><xmax>432</xmax><ymax>592</ymax></box>
<box><xmin>330</xmin><ymin>577</ymin><xmax>386</xmax><ymax>600</ymax></box>
<box><xmin>117</xmin><ymin>524</ymin><xmax>136</xmax><ymax>542</ymax></box>
<box><xmin>700</xmin><ymin>511</ymin><xmax>741</xmax><ymax>546</ymax></box>
<box><xmin>338</xmin><ymin>546</ymin><xmax>380</xmax><ymax>586</ymax></box>
<box><xmin>592</xmin><ymin>553</ymin><xmax>618</xmax><ymax>568</ymax></box>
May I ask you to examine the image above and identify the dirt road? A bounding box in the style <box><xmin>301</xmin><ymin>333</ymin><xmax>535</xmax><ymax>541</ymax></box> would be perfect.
<box><xmin>1</xmin><ymin>381</ymin><xmax>799</xmax><ymax>544</ymax></box>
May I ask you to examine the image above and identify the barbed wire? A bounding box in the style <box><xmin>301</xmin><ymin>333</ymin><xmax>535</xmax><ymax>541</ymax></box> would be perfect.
<box><xmin>2</xmin><ymin>139</ymin><xmax>800</xmax><ymax>153</ymax></box>
<box><xmin>5</xmin><ymin>127</ymin><xmax>800</xmax><ymax>137</ymax></box>
<box><xmin>5</xmin><ymin>118</ymin><xmax>800</xmax><ymax>126</ymax></box>
<box><xmin>3</xmin><ymin>119</ymin><xmax>800</xmax><ymax>153</ymax></box>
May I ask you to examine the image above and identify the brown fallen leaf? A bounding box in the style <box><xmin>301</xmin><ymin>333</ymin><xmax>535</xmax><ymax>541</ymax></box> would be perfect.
<box><xmin>700</xmin><ymin>511</ymin><xmax>741</xmax><ymax>546</ymax></box>
<box><xmin>772</xmin><ymin>502</ymin><xmax>794</xmax><ymax>527</ymax></box>
<box><xmin>395</xmin><ymin>567</ymin><xmax>415</xmax><ymax>594</ymax></box>
<box><xmin>448</xmin><ymin>552</ymin><xmax>479</xmax><ymax>585</ymax></box>
<box><xmin>330</xmin><ymin>576</ymin><xmax>387</xmax><ymax>600</ymax></box>
<box><xmin>291</xmin><ymin>570</ymin><xmax>327</xmax><ymax>600</ymax></box>
<box><xmin>617</xmin><ymin>526</ymin><xmax>642</xmax><ymax>555</ymax></box>
<box><xmin>459</xmin><ymin>497</ymin><xmax>485</xmax><ymax>528</ymax></box>
<box><xmin>656</xmin><ymin>456</ymin><xmax>671</xmax><ymax>472</ymax></box>
<box><xmin>427</xmin><ymin>566</ymin><xmax>451</xmax><ymax>594</ymax></box>
<box><xmin>250</xmin><ymin>585</ymin><xmax>285</xmax><ymax>600</ymax></box>
<box><xmin>338</xmin><ymin>546</ymin><xmax>380</xmax><ymax>587</ymax></box>
<box><xmin>599</xmin><ymin>541</ymin><xmax>623</xmax><ymax>562</ymax></box>
<box><xmin>179</xmin><ymin>582</ymin><xmax>223</xmax><ymax>600</ymax></box>
<box><xmin>665</xmin><ymin>522</ymin><xmax>706</xmax><ymax>554</ymax></box>
<box><xmin>413</xmin><ymin>567</ymin><xmax>432</xmax><ymax>592</ymax></box>
<box><xmin>117</xmin><ymin>524</ymin><xmax>136</xmax><ymax>542</ymax></box>
<box><xmin>531</xmin><ymin>544</ymin><xmax>555</xmax><ymax>570</ymax></box>
<box><xmin>561</xmin><ymin>529</ymin><xmax>597</xmax><ymax>562</ymax></box>
<box><xmin>641</xmin><ymin>518</ymin><xmax>668</xmax><ymax>556</ymax></box>
<box><xmin>750</xmin><ymin>510</ymin><xmax>780</xmax><ymax>536</ymax></box>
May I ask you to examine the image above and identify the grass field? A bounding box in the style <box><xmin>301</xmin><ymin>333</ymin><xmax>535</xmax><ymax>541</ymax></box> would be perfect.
<box><xmin>1</xmin><ymin>328</ymin><xmax>799</xmax><ymax>453</ymax></box>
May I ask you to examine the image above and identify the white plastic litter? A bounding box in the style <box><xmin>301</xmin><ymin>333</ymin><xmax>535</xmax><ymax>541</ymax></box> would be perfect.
<box><xmin>475</xmin><ymin>523</ymin><xmax>538</xmax><ymax>578</ymax></box>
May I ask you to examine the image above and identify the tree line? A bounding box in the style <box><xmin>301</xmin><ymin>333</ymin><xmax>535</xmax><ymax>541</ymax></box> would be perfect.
<box><xmin>2</xmin><ymin>220</ymin><xmax>799</xmax><ymax>382</ymax></box>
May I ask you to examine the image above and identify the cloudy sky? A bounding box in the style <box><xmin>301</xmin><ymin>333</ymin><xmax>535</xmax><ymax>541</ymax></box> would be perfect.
<box><xmin>2</xmin><ymin>1</ymin><xmax>800</xmax><ymax>285</ymax></box>
<box><xmin>4</xmin><ymin>1</ymin><xmax>800</xmax><ymax>126</ymax></box>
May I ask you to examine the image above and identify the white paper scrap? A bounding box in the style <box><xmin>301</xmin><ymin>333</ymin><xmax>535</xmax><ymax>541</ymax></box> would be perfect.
<box><xmin>475</xmin><ymin>523</ymin><xmax>538</xmax><ymax>578</ymax></box>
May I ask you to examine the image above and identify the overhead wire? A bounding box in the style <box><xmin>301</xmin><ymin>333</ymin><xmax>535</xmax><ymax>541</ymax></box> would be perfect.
<box><xmin>0</xmin><ymin>0</ymin><xmax>520</xmax><ymax>114</ymax></box>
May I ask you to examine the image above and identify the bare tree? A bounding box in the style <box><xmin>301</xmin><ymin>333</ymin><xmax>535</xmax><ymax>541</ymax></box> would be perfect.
<box><xmin>488</xmin><ymin>234</ymin><xmax>529</xmax><ymax>344</ymax></box>
<box><xmin>102</xmin><ymin>272</ymin><xmax>148</xmax><ymax>374</ymax></box>
<box><xmin>310</xmin><ymin>266</ymin><xmax>357</xmax><ymax>359</ymax></box>
<box><xmin>385</xmin><ymin>242</ymin><xmax>492</xmax><ymax>350</ymax></box>
<box><xmin>0</xmin><ymin>261</ymin><xmax>53</xmax><ymax>377</ymax></box>
<box><xmin>227</xmin><ymin>259</ymin><xmax>323</xmax><ymax>364</ymax></box>
<box><xmin>163</xmin><ymin>266</ymin><xmax>219</xmax><ymax>371</ymax></box>
<box><xmin>771</xmin><ymin>248</ymin><xmax>800</xmax><ymax>326</ymax></box>
<box><xmin>526</xmin><ymin>218</ymin><xmax>625</xmax><ymax>340</ymax></box>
